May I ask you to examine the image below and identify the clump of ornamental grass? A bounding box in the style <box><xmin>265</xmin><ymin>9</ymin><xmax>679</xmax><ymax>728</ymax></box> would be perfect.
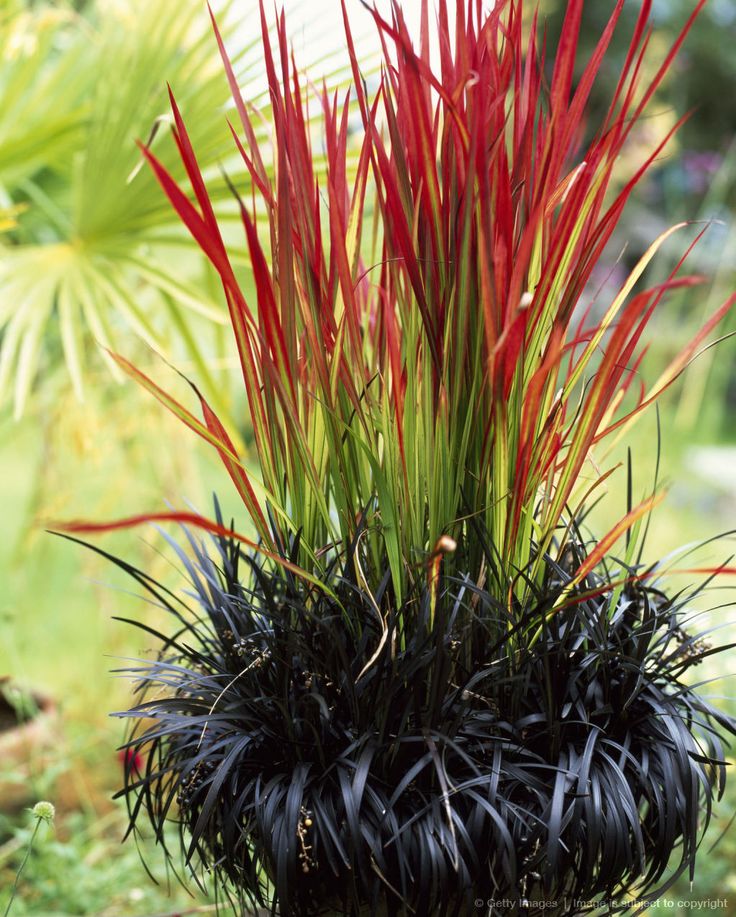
<box><xmin>65</xmin><ymin>514</ymin><xmax>736</xmax><ymax>916</ymax></box>
<box><xmin>60</xmin><ymin>0</ymin><xmax>736</xmax><ymax>913</ymax></box>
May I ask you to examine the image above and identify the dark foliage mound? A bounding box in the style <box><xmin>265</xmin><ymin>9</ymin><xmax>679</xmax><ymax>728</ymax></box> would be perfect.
<box><xmin>77</xmin><ymin>520</ymin><xmax>736</xmax><ymax>916</ymax></box>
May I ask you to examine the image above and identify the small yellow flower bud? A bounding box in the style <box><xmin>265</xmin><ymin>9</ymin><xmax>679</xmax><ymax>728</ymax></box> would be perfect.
<box><xmin>32</xmin><ymin>801</ymin><xmax>55</xmax><ymax>823</ymax></box>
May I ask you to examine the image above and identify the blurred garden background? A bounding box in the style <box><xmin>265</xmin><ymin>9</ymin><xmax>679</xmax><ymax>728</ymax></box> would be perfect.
<box><xmin>1</xmin><ymin>0</ymin><xmax>735</xmax><ymax>913</ymax></box>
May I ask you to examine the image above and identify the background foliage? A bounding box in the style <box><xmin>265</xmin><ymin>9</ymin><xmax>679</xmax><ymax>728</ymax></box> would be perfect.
<box><xmin>0</xmin><ymin>0</ymin><xmax>262</xmax><ymax>421</ymax></box>
<box><xmin>539</xmin><ymin>0</ymin><xmax>736</xmax><ymax>435</ymax></box>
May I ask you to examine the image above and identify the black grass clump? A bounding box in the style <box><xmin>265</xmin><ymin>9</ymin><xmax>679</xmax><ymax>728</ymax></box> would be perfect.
<box><xmin>82</xmin><ymin>519</ymin><xmax>736</xmax><ymax>917</ymax></box>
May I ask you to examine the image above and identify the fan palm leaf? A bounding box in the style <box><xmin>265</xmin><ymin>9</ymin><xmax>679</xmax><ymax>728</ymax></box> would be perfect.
<box><xmin>0</xmin><ymin>0</ymin><xmax>355</xmax><ymax>418</ymax></box>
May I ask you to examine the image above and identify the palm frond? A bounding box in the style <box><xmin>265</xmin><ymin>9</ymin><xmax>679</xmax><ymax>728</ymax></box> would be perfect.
<box><xmin>0</xmin><ymin>0</ymin><xmax>355</xmax><ymax>417</ymax></box>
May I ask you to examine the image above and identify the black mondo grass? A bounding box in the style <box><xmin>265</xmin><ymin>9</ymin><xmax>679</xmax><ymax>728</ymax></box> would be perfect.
<box><xmin>72</xmin><ymin>515</ymin><xmax>736</xmax><ymax>917</ymax></box>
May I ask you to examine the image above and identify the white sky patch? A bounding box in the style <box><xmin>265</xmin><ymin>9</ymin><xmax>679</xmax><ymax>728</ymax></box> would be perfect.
<box><xmin>230</xmin><ymin>0</ymin><xmax>453</xmax><ymax>99</ymax></box>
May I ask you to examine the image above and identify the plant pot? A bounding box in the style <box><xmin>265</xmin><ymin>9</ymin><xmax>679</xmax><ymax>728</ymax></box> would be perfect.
<box><xmin>0</xmin><ymin>679</ymin><xmax>60</xmax><ymax>812</ymax></box>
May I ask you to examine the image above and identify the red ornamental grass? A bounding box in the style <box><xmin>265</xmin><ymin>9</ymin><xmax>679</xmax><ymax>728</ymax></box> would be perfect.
<box><xmin>58</xmin><ymin>6</ymin><xmax>736</xmax><ymax>911</ymax></box>
<box><xmin>66</xmin><ymin>0</ymin><xmax>734</xmax><ymax>607</ymax></box>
